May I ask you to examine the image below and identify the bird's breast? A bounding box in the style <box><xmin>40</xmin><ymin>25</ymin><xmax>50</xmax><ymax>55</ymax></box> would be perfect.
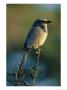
<box><xmin>32</xmin><ymin>29</ymin><xmax>48</xmax><ymax>49</ymax></box>
<box><xmin>25</xmin><ymin>27</ymin><xmax>48</xmax><ymax>49</ymax></box>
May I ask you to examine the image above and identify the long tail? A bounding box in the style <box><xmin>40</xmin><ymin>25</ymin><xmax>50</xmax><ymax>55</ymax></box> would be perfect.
<box><xmin>15</xmin><ymin>50</ymin><xmax>29</xmax><ymax>80</ymax></box>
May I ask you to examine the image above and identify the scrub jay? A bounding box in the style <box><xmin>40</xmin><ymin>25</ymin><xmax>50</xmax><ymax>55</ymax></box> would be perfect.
<box><xmin>16</xmin><ymin>18</ymin><xmax>51</xmax><ymax>79</ymax></box>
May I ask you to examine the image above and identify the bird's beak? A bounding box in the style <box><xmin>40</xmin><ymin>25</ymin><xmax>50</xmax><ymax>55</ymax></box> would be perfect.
<box><xmin>44</xmin><ymin>20</ymin><xmax>52</xmax><ymax>24</ymax></box>
<box><xmin>47</xmin><ymin>20</ymin><xmax>52</xmax><ymax>23</ymax></box>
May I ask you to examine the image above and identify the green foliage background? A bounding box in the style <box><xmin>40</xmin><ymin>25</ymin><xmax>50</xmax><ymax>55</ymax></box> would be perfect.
<box><xmin>7</xmin><ymin>4</ymin><xmax>60</xmax><ymax>85</ymax></box>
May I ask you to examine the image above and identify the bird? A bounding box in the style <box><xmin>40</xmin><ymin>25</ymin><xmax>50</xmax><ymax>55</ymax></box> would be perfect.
<box><xmin>15</xmin><ymin>18</ymin><xmax>51</xmax><ymax>79</ymax></box>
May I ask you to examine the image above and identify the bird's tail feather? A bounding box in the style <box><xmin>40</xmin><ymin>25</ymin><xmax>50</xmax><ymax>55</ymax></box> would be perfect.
<box><xmin>16</xmin><ymin>50</ymin><xmax>29</xmax><ymax>79</ymax></box>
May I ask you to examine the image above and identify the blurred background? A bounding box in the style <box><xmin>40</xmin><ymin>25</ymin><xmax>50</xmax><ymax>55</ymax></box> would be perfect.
<box><xmin>6</xmin><ymin>4</ymin><xmax>60</xmax><ymax>86</ymax></box>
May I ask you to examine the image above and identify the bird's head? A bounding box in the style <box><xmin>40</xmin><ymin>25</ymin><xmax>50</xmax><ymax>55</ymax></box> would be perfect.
<box><xmin>33</xmin><ymin>18</ymin><xmax>51</xmax><ymax>30</ymax></box>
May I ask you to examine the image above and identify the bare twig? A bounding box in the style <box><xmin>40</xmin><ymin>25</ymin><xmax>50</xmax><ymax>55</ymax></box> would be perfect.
<box><xmin>32</xmin><ymin>48</ymin><xmax>40</xmax><ymax>85</ymax></box>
